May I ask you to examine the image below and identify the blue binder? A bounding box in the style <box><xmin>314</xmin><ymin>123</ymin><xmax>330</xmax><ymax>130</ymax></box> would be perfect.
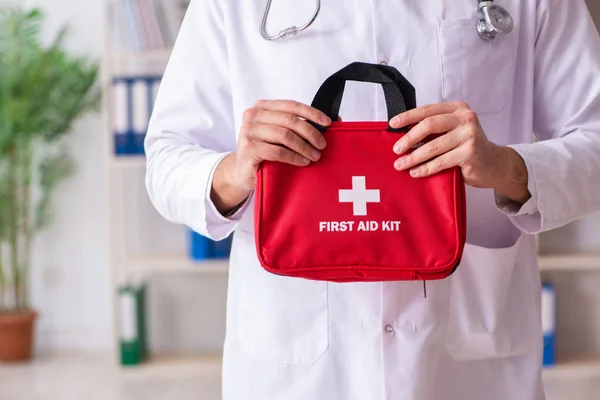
<box><xmin>189</xmin><ymin>229</ymin><xmax>213</xmax><ymax>261</ymax></box>
<box><xmin>212</xmin><ymin>235</ymin><xmax>233</xmax><ymax>259</ymax></box>
<box><xmin>112</xmin><ymin>77</ymin><xmax>133</xmax><ymax>155</ymax></box>
<box><xmin>542</xmin><ymin>282</ymin><xmax>556</xmax><ymax>367</ymax></box>
<box><xmin>189</xmin><ymin>230</ymin><xmax>233</xmax><ymax>261</ymax></box>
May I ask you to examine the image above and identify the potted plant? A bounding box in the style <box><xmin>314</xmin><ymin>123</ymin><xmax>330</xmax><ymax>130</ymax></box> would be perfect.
<box><xmin>0</xmin><ymin>8</ymin><xmax>100</xmax><ymax>361</ymax></box>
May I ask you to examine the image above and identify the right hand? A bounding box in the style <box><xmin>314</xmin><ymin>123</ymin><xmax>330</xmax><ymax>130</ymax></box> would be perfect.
<box><xmin>234</xmin><ymin>99</ymin><xmax>332</xmax><ymax>190</ymax></box>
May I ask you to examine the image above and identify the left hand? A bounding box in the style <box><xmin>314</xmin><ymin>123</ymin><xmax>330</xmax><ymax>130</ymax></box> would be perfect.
<box><xmin>389</xmin><ymin>101</ymin><xmax>531</xmax><ymax>203</ymax></box>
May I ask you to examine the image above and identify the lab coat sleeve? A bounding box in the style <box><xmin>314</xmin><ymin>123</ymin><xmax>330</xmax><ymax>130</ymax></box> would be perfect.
<box><xmin>144</xmin><ymin>0</ymin><xmax>249</xmax><ymax>241</ymax></box>
<box><xmin>495</xmin><ymin>0</ymin><xmax>600</xmax><ymax>234</ymax></box>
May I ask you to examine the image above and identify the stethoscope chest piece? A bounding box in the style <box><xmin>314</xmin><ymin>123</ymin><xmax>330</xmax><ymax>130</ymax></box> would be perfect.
<box><xmin>477</xmin><ymin>1</ymin><xmax>514</xmax><ymax>40</ymax></box>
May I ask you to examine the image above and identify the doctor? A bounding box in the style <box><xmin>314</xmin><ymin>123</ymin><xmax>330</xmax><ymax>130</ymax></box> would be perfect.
<box><xmin>145</xmin><ymin>0</ymin><xmax>600</xmax><ymax>399</ymax></box>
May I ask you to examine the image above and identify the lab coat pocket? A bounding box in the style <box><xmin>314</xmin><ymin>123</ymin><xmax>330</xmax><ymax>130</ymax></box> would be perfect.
<box><xmin>444</xmin><ymin>233</ymin><xmax>540</xmax><ymax>361</ymax></box>
<box><xmin>235</xmin><ymin>232</ymin><xmax>329</xmax><ymax>365</ymax></box>
<box><xmin>438</xmin><ymin>18</ymin><xmax>515</xmax><ymax>114</ymax></box>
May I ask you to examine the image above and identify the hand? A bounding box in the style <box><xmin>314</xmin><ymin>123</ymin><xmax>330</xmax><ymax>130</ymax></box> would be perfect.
<box><xmin>389</xmin><ymin>102</ymin><xmax>531</xmax><ymax>204</ymax></box>
<box><xmin>211</xmin><ymin>100</ymin><xmax>331</xmax><ymax>215</ymax></box>
<box><xmin>235</xmin><ymin>99</ymin><xmax>331</xmax><ymax>190</ymax></box>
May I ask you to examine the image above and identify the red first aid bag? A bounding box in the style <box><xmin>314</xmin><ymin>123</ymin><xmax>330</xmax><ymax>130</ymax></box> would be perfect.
<box><xmin>254</xmin><ymin>62</ymin><xmax>466</xmax><ymax>282</ymax></box>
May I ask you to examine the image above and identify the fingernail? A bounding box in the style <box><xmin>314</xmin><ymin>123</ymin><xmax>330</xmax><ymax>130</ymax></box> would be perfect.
<box><xmin>312</xmin><ymin>150</ymin><xmax>321</xmax><ymax>161</ymax></box>
<box><xmin>410</xmin><ymin>169</ymin><xmax>420</xmax><ymax>177</ymax></box>
<box><xmin>390</xmin><ymin>116</ymin><xmax>400</xmax><ymax>127</ymax></box>
<box><xmin>322</xmin><ymin>115</ymin><xmax>332</xmax><ymax>125</ymax></box>
<box><xmin>394</xmin><ymin>141</ymin><xmax>405</xmax><ymax>154</ymax></box>
<box><xmin>394</xmin><ymin>158</ymin><xmax>404</xmax><ymax>170</ymax></box>
<box><xmin>318</xmin><ymin>136</ymin><xmax>327</xmax><ymax>149</ymax></box>
<box><xmin>301</xmin><ymin>157</ymin><xmax>311</xmax><ymax>165</ymax></box>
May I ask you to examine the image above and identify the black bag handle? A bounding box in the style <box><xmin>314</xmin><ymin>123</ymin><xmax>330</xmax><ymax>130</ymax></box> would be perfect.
<box><xmin>310</xmin><ymin>62</ymin><xmax>417</xmax><ymax>132</ymax></box>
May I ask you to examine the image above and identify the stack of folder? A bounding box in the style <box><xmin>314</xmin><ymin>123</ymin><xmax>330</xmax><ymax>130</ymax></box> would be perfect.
<box><xmin>112</xmin><ymin>75</ymin><xmax>162</xmax><ymax>156</ymax></box>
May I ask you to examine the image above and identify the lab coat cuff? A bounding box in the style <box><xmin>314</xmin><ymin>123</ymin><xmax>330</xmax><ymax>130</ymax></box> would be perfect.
<box><xmin>493</xmin><ymin>144</ymin><xmax>543</xmax><ymax>234</ymax></box>
<box><xmin>494</xmin><ymin>192</ymin><xmax>538</xmax><ymax>216</ymax></box>
<box><xmin>204</xmin><ymin>152</ymin><xmax>252</xmax><ymax>240</ymax></box>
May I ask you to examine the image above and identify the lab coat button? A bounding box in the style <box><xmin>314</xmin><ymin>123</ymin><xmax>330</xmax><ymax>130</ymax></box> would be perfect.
<box><xmin>385</xmin><ymin>324</ymin><xmax>394</xmax><ymax>333</ymax></box>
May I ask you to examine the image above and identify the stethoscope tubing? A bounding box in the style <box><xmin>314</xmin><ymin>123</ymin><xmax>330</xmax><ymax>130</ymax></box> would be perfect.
<box><xmin>260</xmin><ymin>0</ymin><xmax>322</xmax><ymax>41</ymax></box>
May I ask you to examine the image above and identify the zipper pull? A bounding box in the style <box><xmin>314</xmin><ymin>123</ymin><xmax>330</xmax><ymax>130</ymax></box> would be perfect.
<box><xmin>423</xmin><ymin>280</ymin><xmax>427</xmax><ymax>299</ymax></box>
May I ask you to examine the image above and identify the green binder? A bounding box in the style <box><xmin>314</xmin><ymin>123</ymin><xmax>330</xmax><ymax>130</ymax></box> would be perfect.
<box><xmin>119</xmin><ymin>284</ymin><xmax>141</xmax><ymax>366</ymax></box>
<box><xmin>136</xmin><ymin>278</ymin><xmax>148</xmax><ymax>362</ymax></box>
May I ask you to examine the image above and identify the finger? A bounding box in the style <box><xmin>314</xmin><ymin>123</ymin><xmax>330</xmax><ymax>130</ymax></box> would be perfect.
<box><xmin>249</xmin><ymin>123</ymin><xmax>321</xmax><ymax>162</ymax></box>
<box><xmin>393</xmin><ymin>113</ymin><xmax>460</xmax><ymax>154</ymax></box>
<box><xmin>247</xmin><ymin>108</ymin><xmax>327</xmax><ymax>150</ymax></box>
<box><xmin>254</xmin><ymin>142</ymin><xmax>312</xmax><ymax>167</ymax></box>
<box><xmin>390</xmin><ymin>102</ymin><xmax>464</xmax><ymax>129</ymax></box>
<box><xmin>408</xmin><ymin>148</ymin><xmax>466</xmax><ymax>178</ymax></box>
<box><xmin>254</xmin><ymin>99</ymin><xmax>332</xmax><ymax>127</ymax></box>
<box><xmin>394</xmin><ymin>132</ymin><xmax>462</xmax><ymax>171</ymax></box>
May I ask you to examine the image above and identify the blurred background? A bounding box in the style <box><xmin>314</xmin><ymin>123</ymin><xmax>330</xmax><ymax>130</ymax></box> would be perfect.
<box><xmin>0</xmin><ymin>0</ymin><xmax>599</xmax><ymax>399</ymax></box>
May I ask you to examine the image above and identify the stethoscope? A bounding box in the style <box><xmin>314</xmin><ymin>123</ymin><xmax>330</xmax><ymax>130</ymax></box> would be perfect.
<box><xmin>260</xmin><ymin>0</ymin><xmax>513</xmax><ymax>41</ymax></box>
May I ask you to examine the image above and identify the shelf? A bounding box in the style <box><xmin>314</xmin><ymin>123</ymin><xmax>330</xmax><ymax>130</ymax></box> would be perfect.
<box><xmin>118</xmin><ymin>256</ymin><xmax>229</xmax><ymax>275</ymax></box>
<box><xmin>122</xmin><ymin>355</ymin><xmax>600</xmax><ymax>380</ymax></box>
<box><xmin>108</xmin><ymin>48</ymin><xmax>173</xmax><ymax>63</ymax></box>
<box><xmin>111</xmin><ymin>155</ymin><xmax>146</xmax><ymax>168</ymax></box>
<box><xmin>538</xmin><ymin>254</ymin><xmax>600</xmax><ymax>271</ymax></box>
<box><xmin>543</xmin><ymin>356</ymin><xmax>600</xmax><ymax>380</ymax></box>
<box><xmin>117</xmin><ymin>255</ymin><xmax>599</xmax><ymax>273</ymax></box>
<box><xmin>119</xmin><ymin>354</ymin><xmax>222</xmax><ymax>377</ymax></box>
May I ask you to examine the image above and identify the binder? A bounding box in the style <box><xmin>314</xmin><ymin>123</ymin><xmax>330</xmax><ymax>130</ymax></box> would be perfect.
<box><xmin>134</xmin><ymin>277</ymin><xmax>149</xmax><ymax>362</ymax></box>
<box><xmin>189</xmin><ymin>229</ymin><xmax>213</xmax><ymax>261</ymax></box>
<box><xmin>212</xmin><ymin>234</ymin><xmax>233</xmax><ymax>259</ymax></box>
<box><xmin>112</xmin><ymin>78</ymin><xmax>131</xmax><ymax>155</ymax></box>
<box><xmin>110</xmin><ymin>0</ymin><xmax>190</xmax><ymax>51</ymax></box>
<box><xmin>542</xmin><ymin>282</ymin><xmax>556</xmax><ymax>367</ymax></box>
<box><xmin>137</xmin><ymin>0</ymin><xmax>165</xmax><ymax>49</ymax></box>
<box><xmin>132</xmin><ymin>78</ymin><xmax>149</xmax><ymax>155</ymax></box>
<box><xmin>118</xmin><ymin>283</ymin><xmax>141</xmax><ymax>366</ymax></box>
<box><xmin>153</xmin><ymin>0</ymin><xmax>174</xmax><ymax>46</ymax></box>
<box><xmin>189</xmin><ymin>229</ymin><xmax>234</xmax><ymax>261</ymax></box>
<box><xmin>151</xmin><ymin>77</ymin><xmax>161</xmax><ymax>105</ymax></box>
<box><xmin>133</xmin><ymin>0</ymin><xmax>154</xmax><ymax>49</ymax></box>
<box><xmin>122</xmin><ymin>0</ymin><xmax>145</xmax><ymax>50</ymax></box>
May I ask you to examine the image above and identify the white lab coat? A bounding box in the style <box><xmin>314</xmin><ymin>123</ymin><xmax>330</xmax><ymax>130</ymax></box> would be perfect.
<box><xmin>144</xmin><ymin>0</ymin><xmax>600</xmax><ymax>399</ymax></box>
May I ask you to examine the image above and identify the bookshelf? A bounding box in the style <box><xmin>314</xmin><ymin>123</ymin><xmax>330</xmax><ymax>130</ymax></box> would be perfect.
<box><xmin>102</xmin><ymin>0</ymin><xmax>230</xmax><ymax>372</ymax></box>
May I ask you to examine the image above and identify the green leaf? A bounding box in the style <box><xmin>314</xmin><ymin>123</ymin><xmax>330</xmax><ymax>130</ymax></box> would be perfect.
<box><xmin>0</xmin><ymin>7</ymin><xmax>99</xmax><ymax>146</ymax></box>
<box><xmin>0</xmin><ymin>161</ymin><xmax>7</xmax><ymax>241</ymax></box>
<box><xmin>35</xmin><ymin>150</ymin><xmax>75</xmax><ymax>230</ymax></box>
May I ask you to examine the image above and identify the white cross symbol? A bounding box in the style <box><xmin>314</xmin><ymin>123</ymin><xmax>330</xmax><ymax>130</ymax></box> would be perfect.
<box><xmin>338</xmin><ymin>176</ymin><xmax>381</xmax><ymax>216</ymax></box>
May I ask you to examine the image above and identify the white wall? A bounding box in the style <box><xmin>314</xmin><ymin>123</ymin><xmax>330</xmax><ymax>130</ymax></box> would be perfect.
<box><xmin>10</xmin><ymin>0</ymin><xmax>113</xmax><ymax>352</ymax></box>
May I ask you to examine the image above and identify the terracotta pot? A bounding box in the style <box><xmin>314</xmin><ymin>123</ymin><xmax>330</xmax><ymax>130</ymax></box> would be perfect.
<box><xmin>0</xmin><ymin>310</ymin><xmax>37</xmax><ymax>362</ymax></box>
